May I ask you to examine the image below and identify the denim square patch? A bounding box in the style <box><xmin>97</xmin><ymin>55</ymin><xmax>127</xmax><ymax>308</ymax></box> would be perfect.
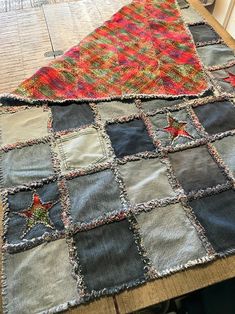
<box><xmin>119</xmin><ymin>158</ymin><xmax>176</xmax><ymax>205</ymax></box>
<box><xmin>67</xmin><ymin>169</ymin><xmax>123</xmax><ymax>224</ymax></box>
<box><xmin>4</xmin><ymin>239</ymin><xmax>78</xmax><ymax>314</ymax></box>
<box><xmin>149</xmin><ymin>109</ymin><xmax>200</xmax><ymax>147</ymax></box>
<box><xmin>136</xmin><ymin>203</ymin><xmax>207</xmax><ymax>273</ymax></box>
<box><xmin>0</xmin><ymin>108</ymin><xmax>49</xmax><ymax>146</ymax></box>
<box><xmin>6</xmin><ymin>182</ymin><xmax>64</xmax><ymax>244</ymax></box>
<box><xmin>189</xmin><ymin>24</ymin><xmax>220</xmax><ymax>44</ymax></box>
<box><xmin>96</xmin><ymin>100</ymin><xmax>138</xmax><ymax>121</ymax></box>
<box><xmin>197</xmin><ymin>44</ymin><xmax>235</xmax><ymax>67</ymax></box>
<box><xmin>169</xmin><ymin>146</ymin><xmax>227</xmax><ymax>193</ymax></box>
<box><xmin>1</xmin><ymin>143</ymin><xmax>55</xmax><ymax>188</ymax></box>
<box><xmin>56</xmin><ymin>127</ymin><xmax>110</xmax><ymax>173</ymax></box>
<box><xmin>51</xmin><ymin>103</ymin><xmax>94</xmax><ymax>132</ymax></box>
<box><xmin>106</xmin><ymin>119</ymin><xmax>155</xmax><ymax>158</ymax></box>
<box><xmin>210</xmin><ymin>65</ymin><xmax>235</xmax><ymax>93</ymax></box>
<box><xmin>193</xmin><ymin>101</ymin><xmax>235</xmax><ymax>135</ymax></box>
<box><xmin>213</xmin><ymin>135</ymin><xmax>235</xmax><ymax>177</ymax></box>
<box><xmin>181</xmin><ymin>7</ymin><xmax>204</xmax><ymax>24</ymax></box>
<box><xmin>190</xmin><ymin>189</ymin><xmax>235</xmax><ymax>253</ymax></box>
<box><xmin>73</xmin><ymin>220</ymin><xmax>145</xmax><ymax>291</ymax></box>
<box><xmin>141</xmin><ymin>98</ymin><xmax>183</xmax><ymax>114</ymax></box>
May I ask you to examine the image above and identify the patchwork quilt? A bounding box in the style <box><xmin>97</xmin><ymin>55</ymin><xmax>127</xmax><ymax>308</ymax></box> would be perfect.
<box><xmin>1</xmin><ymin>0</ymin><xmax>235</xmax><ymax>313</ymax></box>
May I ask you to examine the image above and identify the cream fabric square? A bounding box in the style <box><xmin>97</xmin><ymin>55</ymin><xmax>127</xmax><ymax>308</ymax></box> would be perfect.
<box><xmin>136</xmin><ymin>203</ymin><xmax>207</xmax><ymax>273</ymax></box>
<box><xmin>118</xmin><ymin>158</ymin><xmax>176</xmax><ymax>204</ymax></box>
<box><xmin>56</xmin><ymin>127</ymin><xmax>109</xmax><ymax>173</ymax></box>
<box><xmin>96</xmin><ymin>100</ymin><xmax>139</xmax><ymax>121</ymax></box>
<box><xmin>4</xmin><ymin>239</ymin><xmax>78</xmax><ymax>314</ymax></box>
<box><xmin>1</xmin><ymin>108</ymin><xmax>49</xmax><ymax>146</ymax></box>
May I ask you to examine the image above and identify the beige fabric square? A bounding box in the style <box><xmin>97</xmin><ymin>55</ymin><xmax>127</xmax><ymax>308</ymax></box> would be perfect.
<box><xmin>119</xmin><ymin>158</ymin><xmax>176</xmax><ymax>204</ymax></box>
<box><xmin>136</xmin><ymin>203</ymin><xmax>207</xmax><ymax>273</ymax></box>
<box><xmin>96</xmin><ymin>100</ymin><xmax>139</xmax><ymax>121</ymax></box>
<box><xmin>56</xmin><ymin>126</ymin><xmax>109</xmax><ymax>173</ymax></box>
<box><xmin>4</xmin><ymin>239</ymin><xmax>78</xmax><ymax>314</ymax></box>
<box><xmin>1</xmin><ymin>108</ymin><xmax>49</xmax><ymax>146</ymax></box>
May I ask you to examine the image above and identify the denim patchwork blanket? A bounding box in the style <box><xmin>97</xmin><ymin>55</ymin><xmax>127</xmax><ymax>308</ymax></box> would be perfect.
<box><xmin>0</xmin><ymin>0</ymin><xmax>235</xmax><ymax>313</ymax></box>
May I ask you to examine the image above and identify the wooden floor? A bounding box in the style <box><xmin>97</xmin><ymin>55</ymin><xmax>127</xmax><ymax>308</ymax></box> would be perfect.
<box><xmin>1</xmin><ymin>0</ymin><xmax>235</xmax><ymax>313</ymax></box>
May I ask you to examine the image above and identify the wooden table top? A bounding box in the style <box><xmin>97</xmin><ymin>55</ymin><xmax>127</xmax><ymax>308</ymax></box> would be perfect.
<box><xmin>0</xmin><ymin>0</ymin><xmax>235</xmax><ymax>313</ymax></box>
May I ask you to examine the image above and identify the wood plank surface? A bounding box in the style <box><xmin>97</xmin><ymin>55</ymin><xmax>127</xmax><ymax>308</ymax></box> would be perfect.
<box><xmin>0</xmin><ymin>8</ymin><xmax>53</xmax><ymax>93</ymax></box>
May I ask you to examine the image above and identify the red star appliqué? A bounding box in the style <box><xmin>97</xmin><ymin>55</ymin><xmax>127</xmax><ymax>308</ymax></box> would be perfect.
<box><xmin>163</xmin><ymin>114</ymin><xmax>193</xmax><ymax>142</ymax></box>
<box><xmin>14</xmin><ymin>193</ymin><xmax>57</xmax><ymax>239</ymax></box>
<box><xmin>223</xmin><ymin>72</ymin><xmax>235</xmax><ymax>88</ymax></box>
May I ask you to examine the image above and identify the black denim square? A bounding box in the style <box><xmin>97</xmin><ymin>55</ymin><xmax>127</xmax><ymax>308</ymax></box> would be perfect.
<box><xmin>6</xmin><ymin>182</ymin><xmax>64</xmax><ymax>245</ymax></box>
<box><xmin>51</xmin><ymin>103</ymin><xmax>94</xmax><ymax>132</ymax></box>
<box><xmin>189</xmin><ymin>24</ymin><xmax>220</xmax><ymax>44</ymax></box>
<box><xmin>73</xmin><ymin>220</ymin><xmax>145</xmax><ymax>291</ymax></box>
<box><xmin>194</xmin><ymin>101</ymin><xmax>235</xmax><ymax>135</ymax></box>
<box><xmin>106</xmin><ymin>119</ymin><xmax>155</xmax><ymax>158</ymax></box>
<box><xmin>168</xmin><ymin>146</ymin><xmax>227</xmax><ymax>193</ymax></box>
<box><xmin>190</xmin><ymin>189</ymin><xmax>235</xmax><ymax>253</ymax></box>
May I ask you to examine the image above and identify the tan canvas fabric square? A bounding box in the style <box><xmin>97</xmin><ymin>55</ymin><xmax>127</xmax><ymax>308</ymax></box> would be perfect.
<box><xmin>4</xmin><ymin>239</ymin><xmax>78</xmax><ymax>314</ymax></box>
<box><xmin>136</xmin><ymin>203</ymin><xmax>207</xmax><ymax>273</ymax></box>
<box><xmin>0</xmin><ymin>108</ymin><xmax>49</xmax><ymax>146</ymax></box>
<box><xmin>56</xmin><ymin>126</ymin><xmax>110</xmax><ymax>173</ymax></box>
<box><xmin>96</xmin><ymin>101</ymin><xmax>139</xmax><ymax>121</ymax></box>
<box><xmin>118</xmin><ymin>158</ymin><xmax>176</xmax><ymax>204</ymax></box>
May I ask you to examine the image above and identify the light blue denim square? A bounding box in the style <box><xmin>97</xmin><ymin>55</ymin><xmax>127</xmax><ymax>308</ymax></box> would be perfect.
<box><xmin>1</xmin><ymin>143</ymin><xmax>55</xmax><ymax>188</ymax></box>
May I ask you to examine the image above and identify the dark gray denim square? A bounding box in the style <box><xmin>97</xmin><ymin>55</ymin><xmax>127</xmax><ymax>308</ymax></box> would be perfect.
<box><xmin>141</xmin><ymin>98</ymin><xmax>183</xmax><ymax>113</ymax></box>
<box><xmin>1</xmin><ymin>143</ymin><xmax>55</xmax><ymax>188</ymax></box>
<box><xmin>190</xmin><ymin>189</ymin><xmax>235</xmax><ymax>253</ymax></box>
<box><xmin>106</xmin><ymin>119</ymin><xmax>155</xmax><ymax>158</ymax></box>
<box><xmin>169</xmin><ymin>146</ymin><xmax>227</xmax><ymax>193</ymax></box>
<box><xmin>6</xmin><ymin>182</ymin><xmax>64</xmax><ymax>244</ymax></box>
<box><xmin>67</xmin><ymin>170</ymin><xmax>123</xmax><ymax>223</ymax></box>
<box><xmin>197</xmin><ymin>44</ymin><xmax>235</xmax><ymax>67</ymax></box>
<box><xmin>189</xmin><ymin>24</ymin><xmax>220</xmax><ymax>44</ymax></box>
<box><xmin>51</xmin><ymin>103</ymin><xmax>94</xmax><ymax>132</ymax></box>
<box><xmin>73</xmin><ymin>220</ymin><xmax>145</xmax><ymax>291</ymax></box>
<box><xmin>211</xmin><ymin>65</ymin><xmax>235</xmax><ymax>94</ymax></box>
<box><xmin>194</xmin><ymin>101</ymin><xmax>235</xmax><ymax>135</ymax></box>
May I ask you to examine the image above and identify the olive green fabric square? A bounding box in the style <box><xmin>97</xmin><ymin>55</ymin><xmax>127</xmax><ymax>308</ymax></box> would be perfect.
<box><xmin>96</xmin><ymin>100</ymin><xmax>138</xmax><ymax>121</ymax></box>
<box><xmin>0</xmin><ymin>108</ymin><xmax>49</xmax><ymax>146</ymax></box>
<box><xmin>118</xmin><ymin>158</ymin><xmax>176</xmax><ymax>205</ymax></box>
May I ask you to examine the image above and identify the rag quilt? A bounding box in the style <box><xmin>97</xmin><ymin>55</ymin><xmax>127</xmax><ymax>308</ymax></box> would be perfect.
<box><xmin>1</xmin><ymin>0</ymin><xmax>235</xmax><ymax>313</ymax></box>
